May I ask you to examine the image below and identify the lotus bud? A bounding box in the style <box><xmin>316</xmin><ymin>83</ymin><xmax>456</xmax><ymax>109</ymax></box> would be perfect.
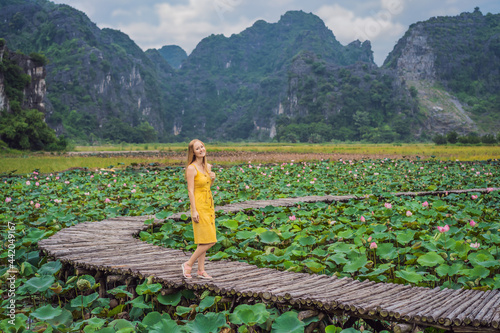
<box><xmin>77</xmin><ymin>278</ymin><xmax>91</xmax><ymax>291</ymax></box>
<box><xmin>50</xmin><ymin>282</ymin><xmax>63</xmax><ymax>294</ymax></box>
<box><xmin>439</xmin><ymin>252</ymin><xmax>448</xmax><ymax>259</ymax></box>
<box><xmin>66</xmin><ymin>276</ymin><xmax>78</xmax><ymax>284</ymax></box>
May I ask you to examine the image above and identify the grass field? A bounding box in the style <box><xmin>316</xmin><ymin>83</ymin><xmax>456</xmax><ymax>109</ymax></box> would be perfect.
<box><xmin>1</xmin><ymin>143</ymin><xmax>499</xmax><ymax>174</ymax></box>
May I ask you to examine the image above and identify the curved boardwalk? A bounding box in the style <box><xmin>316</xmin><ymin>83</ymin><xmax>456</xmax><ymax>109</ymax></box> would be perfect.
<box><xmin>39</xmin><ymin>188</ymin><xmax>500</xmax><ymax>332</ymax></box>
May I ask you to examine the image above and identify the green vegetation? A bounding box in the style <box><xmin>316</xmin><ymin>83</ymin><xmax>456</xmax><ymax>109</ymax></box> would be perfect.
<box><xmin>0</xmin><ymin>44</ymin><xmax>66</xmax><ymax>151</ymax></box>
<box><xmin>0</xmin><ymin>159</ymin><xmax>498</xmax><ymax>332</ymax></box>
<box><xmin>433</xmin><ymin>131</ymin><xmax>499</xmax><ymax>145</ymax></box>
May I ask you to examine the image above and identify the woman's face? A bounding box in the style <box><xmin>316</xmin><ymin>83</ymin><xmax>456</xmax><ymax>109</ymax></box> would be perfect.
<box><xmin>193</xmin><ymin>141</ymin><xmax>206</xmax><ymax>158</ymax></box>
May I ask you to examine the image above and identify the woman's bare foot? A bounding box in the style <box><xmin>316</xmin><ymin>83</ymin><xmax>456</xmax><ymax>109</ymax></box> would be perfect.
<box><xmin>182</xmin><ymin>262</ymin><xmax>192</xmax><ymax>279</ymax></box>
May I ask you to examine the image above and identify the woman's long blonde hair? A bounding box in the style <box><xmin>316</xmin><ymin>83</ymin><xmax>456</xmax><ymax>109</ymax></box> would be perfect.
<box><xmin>186</xmin><ymin>139</ymin><xmax>209</xmax><ymax>178</ymax></box>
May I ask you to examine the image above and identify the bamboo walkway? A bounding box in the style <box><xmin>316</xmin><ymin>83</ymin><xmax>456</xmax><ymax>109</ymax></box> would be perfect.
<box><xmin>38</xmin><ymin>188</ymin><xmax>500</xmax><ymax>332</ymax></box>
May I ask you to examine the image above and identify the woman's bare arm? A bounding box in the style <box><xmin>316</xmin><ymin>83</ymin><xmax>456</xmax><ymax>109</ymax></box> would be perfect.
<box><xmin>186</xmin><ymin>165</ymin><xmax>199</xmax><ymax>222</ymax></box>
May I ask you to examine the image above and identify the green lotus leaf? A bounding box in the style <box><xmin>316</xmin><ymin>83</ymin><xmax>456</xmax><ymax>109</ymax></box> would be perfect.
<box><xmin>304</xmin><ymin>261</ymin><xmax>326</xmax><ymax>273</ymax></box>
<box><xmin>395</xmin><ymin>270</ymin><xmax>424</xmax><ymax>284</ymax></box>
<box><xmin>325</xmin><ymin>325</ymin><xmax>342</xmax><ymax>333</ymax></box>
<box><xmin>417</xmin><ymin>252</ymin><xmax>445</xmax><ymax>267</ymax></box>
<box><xmin>46</xmin><ymin>308</ymin><xmax>73</xmax><ymax>328</ymax></box>
<box><xmin>271</xmin><ymin>311</ymin><xmax>306</xmax><ymax>333</ymax></box>
<box><xmin>260</xmin><ymin>230</ymin><xmax>281</xmax><ymax>244</ymax></box>
<box><xmin>37</xmin><ymin>261</ymin><xmax>62</xmax><ymax>276</ymax></box>
<box><xmin>126</xmin><ymin>295</ymin><xmax>150</xmax><ymax>309</ymax></box>
<box><xmin>197</xmin><ymin>296</ymin><xmax>215</xmax><ymax>311</ymax></box>
<box><xmin>157</xmin><ymin>292</ymin><xmax>182</xmax><ymax>306</ymax></box>
<box><xmin>297</xmin><ymin>235</ymin><xmax>316</xmax><ymax>246</ymax></box>
<box><xmin>396</xmin><ymin>230</ymin><xmax>415</xmax><ymax>245</ymax></box>
<box><xmin>83</xmin><ymin>317</ymin><xmax>107</xmax><ymax>330</ymax></box>
<box><xmin>150</xmin><ymin>318</ymin><xmax>186</xmax><ymax>333</ymax></box>
<box><xmin>108</xmin><ymin>319</ymin><xmax>135</xmax><ymax>330</ymax></box>
<box><xmin>343</xmin><ymin>256</ymin><xmax>368</xmax><ymax>273</ymax></box>
<box><xmin>30</xmin><ymin>304</ymin><xmax>63</xmax><ymax>321</ymax></box>
<box><xmin>221</xmin><ymin>219</ymin><xmax>239</xmax><ymax>230</ymax></box>
<box><xmin>236</xmin><ymin>230</ymin><xmax>256</xmax><ymax>240</ymax></box>
<box><xmin>176</xmin><ymin>306</ymin><xmax>194</xmax><ymax>317</ymax></box>
<box><xmin>436</xmin><ymin>263</ymin><xmax>462</xmax><ymax>277</ymax></box>
<box><xmin>0</xmin><ymin>313</ymin><xmax>28</xmax><ymax>332</ymax></box>
<box><xmin>108</xmin><ymin>285</ymin><xmax>133</xmax><ymax>299</ymax></box>
<box><xmin>376</xmin><ymin>243</ymin><xmax>398</xmax><ymax>260</ymax></box>
<box><xmin>185</xmin><ymin>312</ymin><xmax>228</xmax><ymax>333</ymax></box>
<box><xmin>71</xmin><ymin>292</ymin><xmax>99</xmax><ymax>309</ymax></box>
<box><xmin>209</xmin><ymin>251</ymin><xmax>230</xmax><ymax>260</ymax></box>
<box><xmin>136</xmin><ymin>282</ymin><xmax>162</xmax><ymax>295</ymax></box>
<box><xmin>229</xmin><ymin>303</ymin><xmax>270</xmax><ymax>326</ymax></box>
<box><xmin>21</xmin><ymin>275</ymin><xmax>55</xmax><ymax>294</ymax></box>
<box><xmin>328</xmin><ymin>253</ymin><xmax>349</xmax><ymax>265</ymax></box>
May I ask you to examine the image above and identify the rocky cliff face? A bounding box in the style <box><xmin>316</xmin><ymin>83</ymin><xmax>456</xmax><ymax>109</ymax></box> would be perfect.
<box><xmin>385</xmin><ymin>10</ymin><xmax>500</xmax><ymax>136</ymax></box>
<box><xmin>390</xmin><ymin>26</ymin><xmax>437</xmax><ymax>82</ymax></box>
<box><xmin>0</xmin><ymin>0</ymin><xmax>175</xmax><ymax>142</ymax></box>
<box><xmin>0</xmin><ymin>43</ymin><xmax>47</xmax><ymax>114</ymax></box>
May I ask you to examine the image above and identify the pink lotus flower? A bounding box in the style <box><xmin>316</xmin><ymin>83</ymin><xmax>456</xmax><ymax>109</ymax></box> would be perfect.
<box><xmin>289</xmin><ymin>215</ymin><xmax>297</xmax><ymax>221</ymax></box>
<box><xmin>245</xmin><ymin>185</ymin><xmax>250</xmax><ymax>189</ymax></box>
<box><xmin>370</xmin><ymin>242</ymin><xmax>377</xmax><ymax>249</ymax></box>
<box><xmin>131</xmin><ymin>189</ymin><xmax>136</xmax><ymax>193</ymax></box>
<box><xmin>422</xmin><ymin>201</ymin><xmax>429</xmax><ymax>207</ymax></box>
<box><xmin>471</xmin><ymin>195</ymin><xmax>478</xmax><ymax>200</ymax></box>
<box><xmin>35</xmin><ymin>203</ymin><xmax>40</xmax><ymax>209</ymax></box>
<box><xmin>360</xmin><ymin>216</ymin><xmax>366</xmax><ymax>222</ymax></box>
<box><xmin>367</xmin><ymin>236</ymin><xmax>372</xmax><ymax>242</ymax></box>
<box><xmin>5</xmin><ymin>197</ymin><xmax>12</xmax><ymax>203</ymax></box>
<box><xmin>487</xmin><ymin>188</ymin><xmax>494</xmax><ymax>192</ymax></box>
<box><xmin>84</xmin><ymin>192</ymin><xmax>90</xmax><ymax>196</ymax></box>
<box><xmin>104</xmin><ymin>198</ymin><xmax>111</xmax><ymax>203</ymax></box>
<box><xmin>26</xmin><ymin>181</ymin><xmax>31</xmax><ymax>185</ymax></box>
<box><xmin>437</xmin><ymin>225</ymin><xmax>450</xmax><ymax>233</ymax></box>
<box><xmin>470</xmin><ymin>242</ymin><xmax>480</xmax><ymax>249</ymax></box>
<box><xmin>469</xmin><ymin>220</ymin><xmax>476</xmax><ymax>227</ymax></box>
<box><xmin>406</xmin><ymin>211</ymin><xmax>412</xmax><ymax>217</ymax></box>
<box><xmin>384</xmin><ymin>203</ymin><xmax>392</xmax><ymax>209</ymax></box>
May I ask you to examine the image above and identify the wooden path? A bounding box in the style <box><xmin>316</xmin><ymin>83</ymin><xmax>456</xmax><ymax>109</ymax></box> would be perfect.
<box><xmin>38</xmin><ymin>188</ymin><xmax>500</xmax><ymax>332</ymax></box>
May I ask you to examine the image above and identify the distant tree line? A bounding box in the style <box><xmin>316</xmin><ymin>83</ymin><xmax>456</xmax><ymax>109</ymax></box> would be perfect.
<box><xmin>432</xmin><ymin>131</ymin><xmax>499</xmax><ymax>145</ymax></box>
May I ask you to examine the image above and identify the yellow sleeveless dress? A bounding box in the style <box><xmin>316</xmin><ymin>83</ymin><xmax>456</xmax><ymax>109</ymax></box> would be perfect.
<box><xmin>191</xmin><ymin>165</ymin><xmax>217</xmax><ymax>244</ymax></box>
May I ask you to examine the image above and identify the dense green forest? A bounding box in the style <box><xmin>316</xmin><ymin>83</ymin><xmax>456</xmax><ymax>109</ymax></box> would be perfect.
<box><xmin>0</xmin><ymin>39</ymin><xmax>66</xmax><ymax>150</ymax></box>
<box><xmin>0</xmin><ymin>0</ymin><xmax>498</xmax><ymax>147</ymax></box>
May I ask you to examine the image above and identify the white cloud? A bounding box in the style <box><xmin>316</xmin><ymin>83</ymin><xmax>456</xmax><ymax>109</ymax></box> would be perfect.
<box><xmin>316</xmin><ymin>3</ymin><xmax>405</xmax><ymax>44</ymax></box>
<box><xmin>110</xmin><ymin>0</ymin><xmax>253</xmax><ymax>53</ymax></box>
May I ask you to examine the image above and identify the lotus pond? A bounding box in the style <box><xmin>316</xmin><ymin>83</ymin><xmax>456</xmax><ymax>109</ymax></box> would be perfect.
<box><xmin>1</xmin><ymin>158</ymin><xmax>499</xmax><ymax>332</ymax></box>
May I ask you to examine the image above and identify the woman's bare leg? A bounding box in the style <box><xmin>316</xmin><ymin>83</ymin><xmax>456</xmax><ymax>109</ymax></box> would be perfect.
<box><xmin>185</xmin><ymin>243</ymin><xmax>215</xmax><ymax>271</ymax></box>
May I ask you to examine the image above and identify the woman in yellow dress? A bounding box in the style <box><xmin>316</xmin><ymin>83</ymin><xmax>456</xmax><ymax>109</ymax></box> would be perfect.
<box><xmin>182</xmin><ymin>139</ymin><xmax>217</xmax><ymax>279</ymax></box>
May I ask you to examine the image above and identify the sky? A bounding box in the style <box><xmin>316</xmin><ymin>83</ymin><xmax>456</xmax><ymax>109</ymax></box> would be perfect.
<box><xmin>51</xmin><ymin>0</ymin><xmax>499</xmax><ymax>66</ymax></box>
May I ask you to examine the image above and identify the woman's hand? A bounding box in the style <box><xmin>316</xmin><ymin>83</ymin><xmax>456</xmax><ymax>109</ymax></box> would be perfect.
<box><xmin>209</xmin><ymin>171</ymin><xmax>216</xmax><ymax>182</ymax></box>
<box><xmin>192</xmin><ymin>210</ymin><xmax>200</xmax><ymax>223</ymax></box>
